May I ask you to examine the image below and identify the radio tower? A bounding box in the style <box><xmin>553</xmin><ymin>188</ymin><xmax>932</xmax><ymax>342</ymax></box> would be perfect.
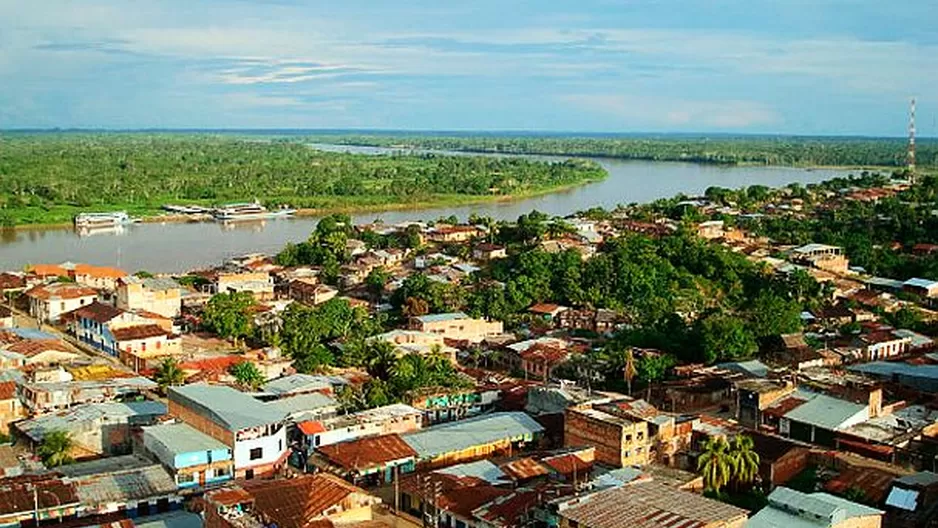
<box><xmin>908</xmin><ymin>97</ymin><xmax>916</xmax><ymax>182</ymax></box>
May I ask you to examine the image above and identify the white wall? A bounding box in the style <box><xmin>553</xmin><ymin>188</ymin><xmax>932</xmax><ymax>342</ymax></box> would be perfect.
<box><xmin>233</xmin><ymin>426</ymin><xmax>287</xmax><ymax>470</ymax></box>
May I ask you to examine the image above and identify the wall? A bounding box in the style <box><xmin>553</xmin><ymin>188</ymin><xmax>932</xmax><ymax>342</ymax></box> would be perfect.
<box><xmin>117</xmin><ymin>283</ymin><xmax>182</xmax><ymax>318</ymax></box>
<box><xmin>167</xmin><ymin>399</ymin><xmax>234</xmax><ymax>447</ymax></box>
<box><xmin>233</xmin><ymin>425</ymin><xmax>287</xmax><ymax>472</ymax></box>
<box><xmin>32</xmin><ymin>295</ymin><xmax>95</xmax><ymax>323</ymax></box>
<box><xmin>564</xmin><ymin>409</ymin><xmax>650</xmax><ymax>467</ymax></box>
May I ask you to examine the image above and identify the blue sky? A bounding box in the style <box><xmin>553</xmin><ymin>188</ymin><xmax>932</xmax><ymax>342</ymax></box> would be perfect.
<box><xmin>1</xmin><ymin>0</ymin><xmax>936</xmax><ymax>135</ymax></box>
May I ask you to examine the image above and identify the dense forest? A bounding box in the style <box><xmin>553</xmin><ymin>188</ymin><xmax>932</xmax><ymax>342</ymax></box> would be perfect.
<box><xmin>304</xmin><ymin>134</ymin><xmax>938</xmax><ymax>168</ymax></box>
<box><xmin>0</xmin><ymin>134</ymin><xmax>605</xmax><ymax>226</ymax></box>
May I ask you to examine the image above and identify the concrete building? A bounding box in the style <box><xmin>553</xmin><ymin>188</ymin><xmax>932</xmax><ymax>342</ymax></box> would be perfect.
<box><xmin>116</xmin><ymin>276</ymin><xmax>183</xmax><ymax>318</ymax></box>
<box><xmin>143</xmin><ymin>422</ymin><xmax>234</xmax><ymax>488</ymax></box>
<box><xmin>370</xmin><ymin>329</ymin><xmax>459</xmax><ymax>362</ymax></box>
<box><xmin>408</xmin><ymin>312</ymin><xmax>504</xmax><ymax>343</ymax></box>
<box><xmin>59</xmin><ymin>454</ymin><xmax>182</xmax><ymax>518</ymax></box>
<box><xmin>113</xmin><ymin>324</ymin><xmax>182</xmax><ymax>372</ymax></box>
<box><xmin>301</xmin><ymin>403</ymin><xmax>423</xmax><ymax>452</ymax></box>
<box><xmin>0</xmin><ymin>381</ymin><xmax>24</xmax><ymax>432</ymax></box>
<box><xmin>213</xmin><ymin>272</ymin><xmax>275</xmax><ymax>301</ymax></box>
<box><xmin>68</xmin><ymin>263</ymin><xmax>128</xmax><ymax>291</ymax></box>
<box><xmin>14</xmin><ymin>401</ymin><xmax>167</xmax><ymax>459</ymax></box>
<box><xmin>286</xmin><ymin>279</ymin><xmax>338</xmax><ymax>305</ymax></box>
<box><xmin>19</xmin><ymin>376</ymin><xmax>157</xmax><ymax>413</ymax></box>
<box><xmin>25</xmin><ymin>283</ymin><xmax>98</xmax><ymax>323</ymax></box>
<box><xmin>564</xmin><ymin>406</ymin><xmax>651</xmax><ymax>467</ymax></box>
<box><xmin>168</xmin><ymin>384</ymin><xmax>288</xmax><ymax>480</ymax></box>
<box><xmin>790</xmin><ymin>243</ymin><xmax>850</xmax><ymax>274</ymax></box>
<box><xmin>735</xmin><ymin>379</ymin><xmax>796</xmax><ymax>429</ymax></box>
<box><xmin>748</xmin><ymin>487</ymin><xmax>883</xmax><ymax>528</ymax></box>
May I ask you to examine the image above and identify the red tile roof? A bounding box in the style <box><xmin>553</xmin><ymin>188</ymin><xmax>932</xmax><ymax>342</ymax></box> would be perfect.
<box><xmin>472</xmin><ymin>489</ymin><xmax>540</xmax><ymax>528</ymax></box>
<box><xmin>528</xmin><ymin>303</ymin><xmax>565</xmax><ymax>315</ymax></box>
<box><xmin>0</xmin><ymin>381</ymin><xmax>15</xmax><ymax>400</ymax></box>
<box><xmin>0</xmin><ymin>273</ymin><xmax>26</xmax><ymax>290</ymax></box>
<box><xmin>542</xmin><ymin>451</ymin><xmax>594</xmax><ymax>477</ymax></box>
<box><xmin>70</xmin><ymin>301</ymin><xmax>125</xmax><ymax>324</ymax></box>
<box><xmin>0</xmin><ymin>330</ymin><xmax>22</xmax><ymax>346</ymax></box>
<box><xmin>0</xmin><ymin>475</ymin><xmax>81</xmax><ymax>516</ymax></box>
<box><xmin>25</xmin><ymin>283</ymin><xmax>98</xmax><ymax>301</ymax></box>
<box><xmin>26</xmin><ymin>264</ymin><xmax>68</xmax><ymax>278</ymax></box>
<box><xmin>5</xmin><ymin>339</ymin><xmax>74</xmax><ymax>358</ymax></box>
<box><xmin>298</xmin><ymin>421</ymin><xmax>326</xmax><ymax>436</ymax></box>
<box><xmin>438</xmin><ymin>485</ymin><xmax>511</xmax><ymax>519</ymax></box>
<box><xmin>317</xmin><ymin>434</ymin><xmax>417</xmax><ymax>471</ymax></box>
<box><xmin>244</xmin><ymin>474</ymin><xmax>373</xmax><ymax>528</ymax></box>
<box><xmin>111</xmin><ymin>324</ymin><xmax>169</xmax><ymax>342</ymax></box>
<box><xmin>72</xmin><ymin>264</ymin><xmax>127</xmax><ymax>279</ymax></box>
<box><xmin>519</xmin><ymin>343</ymin><xmax>569</xmax><ymax>364</ymax></box>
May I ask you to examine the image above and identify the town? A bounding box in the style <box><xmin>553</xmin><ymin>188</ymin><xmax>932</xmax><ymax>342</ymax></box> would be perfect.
<box><xmin>2</xmin><ymin>170</ymin><xmax>938</xmax><ymax>528</ymax></box>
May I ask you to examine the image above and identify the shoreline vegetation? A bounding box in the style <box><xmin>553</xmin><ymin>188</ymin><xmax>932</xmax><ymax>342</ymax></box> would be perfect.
<box><xmin>0</xmin><ymin>134</ymin><xmax>606</xmax><ymax>228</ymax></box>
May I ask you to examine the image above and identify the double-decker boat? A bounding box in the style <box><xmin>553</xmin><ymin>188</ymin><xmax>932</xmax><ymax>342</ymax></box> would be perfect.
<box><xmin>212</xmin><ymin>202</ymin><xmax>296</xmax><ymax>222</ymax></box>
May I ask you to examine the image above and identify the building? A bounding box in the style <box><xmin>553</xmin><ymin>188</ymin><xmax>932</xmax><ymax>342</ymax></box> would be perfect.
<box><xmin>14</xmin><ymin>401</ymin><xmax>167</xmax><ymax>459</ymax></box>
<box><xmin>735</xmin><ymin>379</ymin><xmax>796</xmax><ymax>429</ymax></box>
<box><xmin>313</xmin><ymin>433</ymin><xmax>417</xmax><ymax>486</ymax></box>
<box><xmin>426</xmin><ymin>225</ymin><xmax>481</xmax><ymax>243</ymax></box>
<box><xmin>202</xmin><ymin>474</ymin><xmax>380</xmax><ymax>528</ymax></box>
<box><xmin>68</xmin><ymin>263</ymin><xmax>128</xmax><ymax>291</ymax></box>
<box><xmin>518</xmin><ymin>342</ymin><xmax>570</xmax><ymax>381</ymax></box>
<box><xmin>748</xmin><ymin>487</ymin><xmax>883</xmax><ymax>528</ymax></box>
<box><xmin>59</xmin><ymin>454</ymin><xmax>182</xmax><ymax>518</ymax></box>
<box><xmin>112</xmin><ymin>324</ymin><xmax>183</xmax><ymax>371</ymax></box>
<box><xmin>286</xmin><ymin>279</ymin><xmax>338</xmax><ymax>305</ymax></box>
<box><xmin>0</xmin><ymin>475</ymin><xmax>81</xmax><ymax>526</ymax></box>
<box><xmin>0</xmin><ymin>381</ymin><xmax>24</xmax><ymax>432</ymax></box>
<box><xmin>406</xmin><ymin>386</ymin><xmax>501</xmax><ymax>425</ymax></box>
<box><xmin>472</xmin><ymin>243</ymin><xmax>507</xmax><ymax>261</ymax></box>
<box><xmin>1</xmin><ymin>337</ymin><xmax>81</xmax><ymax>365</ymax></box>
<box><xmin>883</xmin><ymin>472</ymin><xmax>938</xmax><ymax>528</ymax></box>
<box><xmin>903</xmin><ymin>278</ymin><xmax>938</xmax><ymax>299</ymax></box>
<box><xmin>556</xmin><ymin>480</ymin><xmax>747</xmax><ymax>528</ymax></box>
<box><xmin>19</xmin><ymin>375</ymin><xmax>157</xmax><ymax>414</ymax></box>
<box><xmin>696</xmin><ymin>220</ymin><xmax>726</xmax><ymax>240</ymax></box>
<box><xmin>370</xmin><ymin>329</ymin><xmax>459</xmax><ymax>362</ymax></box>
<box><xmin>214</xmin><ymin>272</ymin><xmax>275</xmax><ymax>301</ymax></box>
<box><xmin>402</xmin><ymin>412</ymin><xmax>544</xmax><ymax>468</ymax></box>
<box><xmin>0</xmin><ymin>306</ymin><xmax>12</xmax><ymax>329</ymax></box>
<box><xmin>408</xmin><ymin>312</ymin><xmax>504</xmax><ymax>343</ymax></box>
<box><xmin>302</xmin><ymin>403</ymin><xmax>423</xmax><ymax>451</ymax></box>
<box><xmin>116</xmin><ymin>276</ymin><xmax>183</xmax><ymax>318</ymax></box>
<box><xmin>168</xmin><ymin>384</ymin><xmax>288</xmax><ymax>479</ymax></box>
<box><xmin>263</xmin><ymin>373</ymin><xmax>338</xmax><ymax>397</ymax></box>
<box><xmin>564</xmin><ymin>406</ymin><xmax>651</xmax><ymax>467</ymax></box>
<box><xmin>25</xmin><ymin>283</ymin><xmax>98</xmax><ymax>323</ymax></box>
<box><xmin>749</xmin><ymin>431</ymin><xmax>811</xmax><ymax>491</ymax></box>
<box><xmin>143</xmin><ymin>422</ymin><xmax>235</xmax><ymax>488</ymax></box>
<box><xmin>777</xmin><ymin>392</ymin><xmax>873</xmax><ymax>447</ymax></box>
<box><xmin>790</xmin><ymin>244</ymin><xmax>850</xmax><ymax>274</ymax></box>
<box><xmin>528</xmin><ymin>303</ymin><xmax>569</xmax><ymax>322</ymax></box>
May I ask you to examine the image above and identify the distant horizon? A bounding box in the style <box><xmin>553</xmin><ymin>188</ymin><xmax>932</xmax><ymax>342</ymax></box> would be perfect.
<box><xmin>1</xmin><ymin>128</ymin><xmax>935</xmax><ymax>142</ymax></box>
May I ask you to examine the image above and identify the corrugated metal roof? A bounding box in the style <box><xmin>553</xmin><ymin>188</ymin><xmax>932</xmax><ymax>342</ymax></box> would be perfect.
<box><xmin>436</xmin><ymin>460</ymin><xmax>510</xmax><ymax>485</ymax></box>
<box><xmin>403</xmin><ymin>412</ymin><xmax>544</xmax><ymax>460</ymax></box>
<box><xmin>885</xmin><ymin>487</ymin><xmax>919</xmax><ymax>511</ymax></box>
<box><xmin>71</xmin><ymin>463</ymin><xmax>177</xmax><ymax>505</ymax></box>
<box><xmin>263</xmin><ymin>374</ymin><xmax>335</xmax><ymax>396</ymax></box>
<box><xmin>169</xmin><ymin>383</ymin><xmax>284</xmax><ymax>431</ymax></box>
<box><xmin>143</xmin><ymin>422</ymin><xmax>230</xmax><ymax>456</ymax></box>
<box><xmin>415</xmin><ymin>312</ymin><xmax>469</xmax><ymax>323</ymax></box>
<box><xmin>782</xmin><ymin>393</ymin><xmax>867</xmax><ymax>431</ymax></box>
<box><xmin>748</xmin><ymin>487</ymin><xmax>884</xmax><ymax>528</ymax></box>
<box><xmin>904</xmin><ymin>277</ymin><xmax>938</xmax><ymax>289</ymax></box>
<box><xmin>265</xmin><ymin>393</ymin><xmax>337</xmax><ymax>417</ymax></box>
<box><xmin>16</xmin><ymin>401</ymin><xmax>166</xmax><ymax>442</ymax></box>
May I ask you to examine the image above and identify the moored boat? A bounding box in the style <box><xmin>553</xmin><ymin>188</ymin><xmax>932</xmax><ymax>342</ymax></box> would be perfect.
<box><xmin>74</xmin><ymin>211</ymin><xmax>139</xmax><ymax>229</ymax></box>
<box><xmin>212</xmin><ymin>202</ymin><xmax>295</xmax><ymax>222</ymax></box>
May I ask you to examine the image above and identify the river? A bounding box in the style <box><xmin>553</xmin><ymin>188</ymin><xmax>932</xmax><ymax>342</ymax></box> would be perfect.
<box><xmin>0</xmin><ymin>145</ymin><xmax>850</xmax><ymax>273</ymax></box>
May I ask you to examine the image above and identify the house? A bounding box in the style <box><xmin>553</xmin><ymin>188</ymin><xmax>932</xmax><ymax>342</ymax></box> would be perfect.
<box><xmin>903</xmin><ymin>278</ymin><xmax>938</xmax><ymax>299</ymax></box>
<box><xmin>0</xmin><ymin>272</ymin><xmax>27</xmax><ymax>295</ymax></box>
<box><xmin>68</xmin><ymin>263</ymin><xmax>128</xmax><ymax>291</ymax></box>
<box><xmin>59</xmin><ymin>454</ymin><xmax>182</xmax><ymax>518</ymax></box>
<box><xmin>370</xmin><ymin>329</ymin><xmax>459</xmax><ymax>362</ymax></box>
<box><xmin>564</xmin><ymin>406</ymin><xmax>651</xmax><ymax>467</ymax></box>
<box><xmin>264</xmin><ymin>392</ymin><xmax>338</xmax><ymax>424</ymax></box>
<box><xmin>301</xmin><ymin>403</ymin><xmax>423</xmax><ymax>452</ymax></box>
<box><xmin>19</xmin><ymin>375</ymin><xmax>157</xmax><ymax>413</ymax></box>
<box><xmin>168</xmin><ymin>384</ymin><xmax>289</xmax><ymax>479</ymax></box>
<box><xmin>25</xmin><ymin>283</ymin><xmax>98</xmax><ymax>323</ymax></box>
<box><xmin>473</xmin><ymin>243</ymin><xmax>507</xmax><ymax>261</ymax></box>
<box><xmin>748</xmin><ymin>431</ymin><xmax>811</xmax><ymax>491</ymax></box>
<box><xmin>402</xmin><ymin>412</ymin><xmax>544</xmax><ymax>468</ymax></box>
<box><xmin>427</xmin><ymin>225</ymin><xmax>481</xmax><ymax>243</ymax></box>
<box><xmin>1</xmin><ymin>336</ymin><xmax>81</xmax><ymax>366</ymax></box>
<box><xmin>556</xmin><ymin>480</ymin><xmax>748</xmax><ymax>528</ymax></box>
<box><xmin>116</xmin><ymin>276</ymin><xmax>183</xmax><ymax>318</ymax></box>
<box><xmin>406</xmin><ymin>386</ymin><xmax>501</xmax><ymax>426</ymax></box>
<box><xmin>735</xmin><ymin>379</ymin><xmax>796</xmax><ymax>429</ymax></box>
<box><xmin>313</xmin><ymin>433</ymin><xmax>417</xmax><ymax>486</ymax></box>
<box><xmin>113</xmin><ymin>324</ymin><xmax>183</xmax><ymax>371</ymax></box>
<box><xmin>518</xmin><ymin>342</ymin><xmax>570</xmax><ymax>381</ymax></box>
<box><xmin>556</xmin><ymin>308</ymin><xmax>620</xmax><ymax>334</ymax></box>
<box><xmin>0</xmin><ymin>475</ymin><xmax>81</xmax><ymax>526</ymax></box>
<box><xmin>748</xmin><ymin>487</ymin><xmax>883</xmax><ymax>528</ymax></box>
<box><xmin>408</xmin><ymin>312</ymin><xmax>504</xmax><ymax>343</ymax></box>
<box><xmin>0</xmin><ymin>306</ymin><xmax>12</xmax><ymax>329</ymax></box>
<box><xmin>14</xmin><ymin>401</ymin><xmax>167</xmax><ymax>459</ymax></box>
<box><xmin>778</xmin><ymin>392</ymin><xmax>873</xmax><ymax>447</ymax></box>
<box><xmin>528</xmin><ymin>303</ymin><xmax>569</xmax><ymax>322</ymax></box>
<box><xmin>214</xmin><ymin>272</ymin><xmax>275</xmax><ymax>301</ymax></box>
<box><xmin>143</xmin><ymin>422</ymin><xmax>234</xmax><ymax>488</ymax></box>
<box><xmin>397</xmin><ymin>462</ymin><xmax>515</xmax><ymax>528</ymax></box>
<box><xmin>202</xmin><ymin>474</ymin><xmax>381</xmax><ymax>528</ymax></box>
<box><xmin>696</xmin><ymin>220</ymin><xmax>726</xmax><ymax>240</ymax></box>
<box><xmin>263</xmin><ymin>373</ymin><xmax>337</xmax><ymax>397</ymax></box>
<box><xmin>0</xmin><ymin>381</ymin><xmax>25</xmax><ymax>432</ymax></box>
<box><xmin>883</xmin><ymin>472</ymin><xmax>938</xmax><ymax>528</ymax></box>
<box><xmin>790</xmin><ymin>243</ymin><xmax>850</xmax><ymax>274</ymax></box>
<box><xmin>287</xmin><ymin>279</ymin><xmax>338</xmax><ymax>305</ymax></box>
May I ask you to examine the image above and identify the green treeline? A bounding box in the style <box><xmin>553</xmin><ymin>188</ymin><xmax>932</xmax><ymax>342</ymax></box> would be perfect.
<box><xmin>306</xmin><ymin>134</ymin><xmax>938</xmax><ymax>168</ymax></box>
<box><xmin>0</xmin><ymin>134</ymin><xmax>605</xmax><ymax>226</ymax></box>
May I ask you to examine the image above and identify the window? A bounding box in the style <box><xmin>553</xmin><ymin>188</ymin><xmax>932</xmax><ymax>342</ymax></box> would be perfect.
<box><xmin>314</xmin><ymin>435</ymin><xmax>321</xmax><ymax>447</ymax></box>
<box><xmin>177</xmin><ymin>473</ymin><xmax>195</xmax><ymax>484</ymax></box>
<box><xmin>249</xmin><ymin>447</ymin><xmax>263</xmax><ymax>460</ymax></box>
<box><xmin>156</xmin><ymin>341</ymin><xmax>161</xmax><ymax>350</ymax></box>
<box><xmin>215</xmin><ymin>466</ymin><xmax>230</xmax><ymax>477</ymax></box>
<box><xmin>279</xmin><ymin>440</ymin><xmax>283</xmax><ymax>452</ymax></box>
<box><xmin>245</xmin><ymin>469</ymin><xmax>254</xmax><ymax>480</ymax></box>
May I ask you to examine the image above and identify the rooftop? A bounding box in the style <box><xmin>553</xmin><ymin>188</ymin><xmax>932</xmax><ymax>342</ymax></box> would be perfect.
<box><xmin>25</xmin><ymin>282</ymin><xmax>98</xmax><ymax>301</ymax></box>
<box><xmin>69</xmin><ymin>301</ymin><xmax>125</xmax><ymax>323</ymax></box>
<box><xmin>782</xmin><ymin>392</ymin><xmax>868</xmax><ymax>431</ymax></box>
<box><xmin>413</xmin><ymin>312</ymin><xmax>469</xmax><ymax>324</ymax></box>
<box><xmin>559</xmin><ymin>480</ymin><xmax>747</xmax><ymax>528</ymax></box>
<box><xmin>904</xmin><ymin>277</ymin><xmax>938</xmax><ymax>290</ymax></box>
<box><xmin>322</xmin><ymin>403</ymin><xmax>422</xmax><ymax>429</ymax></box>
<box><xmin>112</xmin><ymin>324</ymin><xmax>170</xmax><ymax>341</ymax></box>
<box><xmin>16</xmin><ymin>401</ymin><xmax>167</xmax><ymax>442</ymax></box>
<box><xmin>143</xmin><ymin>422</ymin><xmax>230</xmax><ymax>456</ymax></box>
<box><xmin>317</xmin><ymin>434</ymin><xmax>416</xmax><ymax>471</ymax></box>
<box><xmin>263</xmin><ymin>374</ymin><xmax>337</xmax><ymax>396</ymax></box>
<box><xmin>436</xmin><ymin>459</ymin><xmax>512</xmax><ymax>486</ymax></box>
<box><xmin>265</xmin><ymin>393</ymin><xmax>337</xmax><ymax>418</ymax></box>
<box><xmin>403</xmin><ymin>412</ymin><xmax>544</xmax><ymax>460</ymax></box>
<box><xmin>169</xmin><ymin>384</ymin><xmax>285</xmax><ymax>431</ymax></box>
<box><xmin>748</xmin><ymin>487</ymin><xmax>883</xmax><ymax>528</ymax></box>
<box><xmin>69</xmin><ymin>461</ymin><xmax>178</xmax><ymax>506</ymax></box>
<box><xmin>243</xmin><ymin>473</ymin><xmax>377</xmax><ymax>528</ymax></box>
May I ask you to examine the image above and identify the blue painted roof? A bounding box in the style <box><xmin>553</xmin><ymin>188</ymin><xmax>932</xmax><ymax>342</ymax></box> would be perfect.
<box><xmin>9</xmin><ymin>328</ymin><xmax>58</xmax><ymax>340</ymax></box>
<box><xmin>415</xmin><ymin>312</ymin><xmax>469</xmax><ymax>324</ymax></box>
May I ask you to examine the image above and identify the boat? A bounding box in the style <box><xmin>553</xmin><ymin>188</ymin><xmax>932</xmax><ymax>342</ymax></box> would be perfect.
<box><xmin>212</xmin><ymin>202</ymin><xmax>296</xmax><ymax>222</ymax></box>
<box><xmin>162</xmin><ymin>204</ymin><xmax>212</xmax><ymax>214</ymax></box>
<box><xmin>73</xmin><ymin>211</ymin><xmax>139</xmax><ymax>229</ymax></box>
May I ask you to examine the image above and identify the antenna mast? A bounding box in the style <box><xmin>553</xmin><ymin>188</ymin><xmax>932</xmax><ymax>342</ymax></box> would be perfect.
<box><xmin>908</xmin><ymin>97</ymin><xmax>916</xmax><ymax>182</ymax></box>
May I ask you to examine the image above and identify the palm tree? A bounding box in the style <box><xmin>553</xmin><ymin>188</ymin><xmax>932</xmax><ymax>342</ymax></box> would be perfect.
<box><xmin>623</xmin><ymin>348</ymin><xmax>637</xmax><ymax>396</ymax></box>
<box><xmin>39</xmin><ymin>430</ymin><xmax>74</xmax><ymax>467</ymax></box>
<box><xmin>155</xmin><ymin>357</ymin><xmax>186</xmax><ymax>393</ymax></box>
<box><xmin>367</xmin><ymin>340</ymin><xmax>400</xmax><ymax>379</ymax></box>
<box><xmin>229</xmin><ymin>361</ymin><xmax>266</xmax><ymax>391</ymax></box>
<box><xmin>728</xmin><ymin>435</ymin><xmax>761</xmax><ymax>487</ymax></box>
<box><xmin>698</xmin><ymin>437</ymin><xmax>733</xmax><ymax>494</ymax></box>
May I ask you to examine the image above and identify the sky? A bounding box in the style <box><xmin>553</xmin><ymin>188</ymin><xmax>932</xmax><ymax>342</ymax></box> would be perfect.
<box><xmin>1</xmin><ymin>0</ymin><xmax>937</xmax><ymax>136</ymax></box>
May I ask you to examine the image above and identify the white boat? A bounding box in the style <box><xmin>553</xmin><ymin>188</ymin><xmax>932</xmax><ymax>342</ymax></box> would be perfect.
<box><xmin>162</xmin><ymin>204</ymin><xmax>212</xmax><ymax>214</ymax></box>
<box><xmin>212</xmin><ymin>202</ymin><xmax>296</xmax><ymax>222</ymax></box>
<box><xmin>74</xmin><ymin>211</ymin><xmax>139</xmax><ymax>229</ymax></box>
